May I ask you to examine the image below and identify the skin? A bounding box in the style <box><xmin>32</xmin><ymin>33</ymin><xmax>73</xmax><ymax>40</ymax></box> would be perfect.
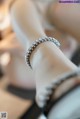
<box><xmin>0</xmin><ymin>0</ymin><xmax>36</xmax><ymax>89</ymax></box>
<box><xmin>10</xmin><ymin>0</ymin><xmax>78</xmax><ymax>107</ymax></box>
<box><xmin>0</xmin><ymin>1</ymin><xmax>80</xmax><ymax>118</ymax></box>
<box><xmin>48</xmin><ymin>2</ymin><xmax>80</xmax><ymax>42</ymax></box>
<box><xmin>0</xmin><ymin>2</ymin><xmax>33</xmax><ymax>118</ymax></box>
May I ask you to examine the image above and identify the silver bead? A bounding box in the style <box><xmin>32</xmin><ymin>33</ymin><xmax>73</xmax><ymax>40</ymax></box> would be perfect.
<box><xmin>26</xmin><ymin>37</ymin><xmax>60</xmax><ymax>68</ymax></box>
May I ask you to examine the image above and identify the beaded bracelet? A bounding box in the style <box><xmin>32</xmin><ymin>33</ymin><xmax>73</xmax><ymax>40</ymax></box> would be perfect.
<box><xmin>25</xmin><ymin>37</ymin><xmax>60</xmax><ymax>68</ymax></box>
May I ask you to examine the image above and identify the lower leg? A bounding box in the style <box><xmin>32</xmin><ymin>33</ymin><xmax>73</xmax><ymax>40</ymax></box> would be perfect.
<box><xmin>10</xmin><ymin>0</ymin><xmax>78</xmax><ymax>108</ymax></box>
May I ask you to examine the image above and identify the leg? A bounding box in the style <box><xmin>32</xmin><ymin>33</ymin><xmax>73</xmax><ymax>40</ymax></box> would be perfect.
<box><xmin>10</xmin><ymin>0</ymin><xmax>46</xmax><ymax>50</ymax></box>
<box><xmin>10</xmin><ymin>0</ymin><xmax>78</xmax><ymax>107</ymax></box>
<box><xmin>46</xmin><ymin>28</ymin><xmax>77</xmax><ymax>59</ymax></box>
<box><xmin>48</xmin><ymin>3</ymin><xmax>80</xmax><ymax>42</ymax></box>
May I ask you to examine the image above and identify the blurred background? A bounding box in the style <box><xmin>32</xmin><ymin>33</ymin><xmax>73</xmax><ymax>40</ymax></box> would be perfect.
<box><xmin>0</xmin><ymin>0</ymin><xmax>80</xmax><ymax>119</ymax></box>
